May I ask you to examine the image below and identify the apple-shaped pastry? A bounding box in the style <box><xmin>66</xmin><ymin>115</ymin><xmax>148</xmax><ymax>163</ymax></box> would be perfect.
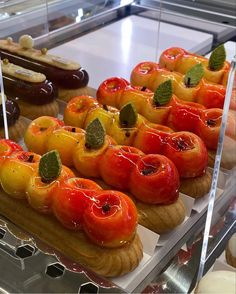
<box><xmin>47</xmin><ymin>126</ymin><xmax>85</xmax><ymax>166</ymax></box>
<box><xmin>133</xmin><ymin>121</ymin><xmax>173</xmax><ymax>154</ymax></box>
<box><xmin>0</xmin><ymin>151</ymin><xmax>41</xmax><ymax>198</ymax></box>
<box><xmin>83</xmin><ymin>190</ymin><xmax>138</xmax><ymax>248</ymax></box>
<box><xmin>130</xmin><ymin>61</ymin><xmax>160</xmax><ymax>87</ymax></box>
<box><xmin>159</xmin><ymin>47</ymin><xmax>187</xmax><ymax>71</ymax></box>
<box><xmin>26</xmin><ymin>150</ymin><xmax>74</xmax><ymax>213</ymax></box>
<box><xmin>99</xmin><ymin>145</ymin><xmax>144</xmax><ymax>190</ymax></box>
<box><xmin>129</xmin><ymin>154</ymin><xmax>179</xmax><ymax>204</ymax></box>
<box><xmin>108</xmin><ymin>103</ymin><xmax>144</xmax><ymax>146</ymax></box>
<box><xmin>174</xmin><ymin>64</ymin><xmax>204</xmax><ymax>102</ymax></box>
<box><xmin>203</xmin><ymin>45</ymin><xmax>229</xmax><ymax>84</ymax></box>
<box><xmin>195</xmin><ymin>108</ymin><xmax>222</xmax><ymax>150</ymax></box>
<box><xmin>64</xmin><ymin>95</ymin><xmax>98</xmax><ymax>128</ymax></box>
<box><xmin>196</xmin><ymin>79</ymin><xmax>226</xmax><ymax>109</ymax></box>
<box><xmin>0</xmin><ymin>139</ymin><xmax>23</xmax><ymax>167</ymax></box>
<box><xmin>97</xmin><ymin>77</ymin><xmax>129</xmax><ymax>107</ymax></box>
<box><xmin>162</xmin><ymin>132</ymin><xmax>208</xmax><ymax>178</ymax></box>
<box><xmin>167</xmin><ymin>95</ymin><xmax>205</xmax><ymax>132</ymax></box>
<box><xmin>73</xmin><ymin>118</ymin><xmax>115</xmax><ymax>177</ymax></box>
<box><xmin>24</xmin><ymin>116</ymin><xmax>64</xmax><ymax>154</ymax></box>
<box><xmin>53</xmin><ymin>177</ymin><xmax>102</xmax><ymax>229</ymax></box>
<box><xmin>84</xmin><ymin>106</ymin><xmax>116</xmax><ymax>132</ymax></box>
<box><xmin>117</xmin><ymin>85</ymin><xmax>152</xmax><ymax>113</ymax></box>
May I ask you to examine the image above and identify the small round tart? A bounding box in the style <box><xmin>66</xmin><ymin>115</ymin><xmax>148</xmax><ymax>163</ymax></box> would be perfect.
<box><xmin>179</xmin><ymin>169</ymin><xmax>212</xmax><ymax>198</ymax></box>
<box><xmin>195</xmin><ymin>271</ymin><xmax>236</xmax><ymax>293</ymax></box>
<box><xmin>226</xmin><ymin>233</ymin><xmax>236</xmax><ymax>268</ymax></box>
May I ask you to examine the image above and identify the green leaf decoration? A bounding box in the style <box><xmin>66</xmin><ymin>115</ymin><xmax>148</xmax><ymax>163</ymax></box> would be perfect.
<box><xmin>208</xmin><ymin>44</ymin><xmax>226</xmax><ymax>71</ymax></box>
<box><xmin>119</xmin><ymin>103</ymin><xmax>137</xmax><ymax>128</ymax></box>
<box><xmin>85</xmin><ymin>118</ymin><xmax>105</xmax><ymax>149</ymax></box>
<box><xmin>39</xmin><ymin>150</ymin><xmax>62</xmax><ymax>182</ymax></box>
<box><xmin>153</xmin><ymin>80</ymin><xmax>173</xmax><ymax>106</ymax></box>
<box><xmin>184</xmin><ymin>64</ymin><xmax>204</xmax><ymax>87</ymax></box>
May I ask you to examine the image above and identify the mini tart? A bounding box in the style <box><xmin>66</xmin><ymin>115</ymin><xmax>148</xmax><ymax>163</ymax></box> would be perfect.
<box><xmin>15</xmin><ymin>99</ymin><xmax>59</xmax><ymax>120</ymax></box>
<box><xmin>0</xmin><ymin>190</ymin><xmax>143</xmax><ymax>277</ymax></box>
<box><xmin>179</xmin><ymin>170</ymin><xmax>212</xmax><ymax>198</ymax></box>
<box><xmin>225</xmin><ymin>233</ymin><xmax>236</xmax><ymax>268</ymax></box>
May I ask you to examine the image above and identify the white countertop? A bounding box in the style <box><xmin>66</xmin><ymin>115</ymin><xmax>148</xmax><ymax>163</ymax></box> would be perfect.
<box><xmin>50</xmin><ymin>15</ymin><xmax>213</xmax><ymax>89</ymax></box>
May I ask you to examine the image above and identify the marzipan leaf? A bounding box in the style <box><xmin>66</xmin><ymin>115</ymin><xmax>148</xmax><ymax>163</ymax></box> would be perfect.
<box><xmin>119</xmin><ymin>103</ymin><xmax>137</xmax><ymax>128</ymax></box>
<box><xmin>39</xmin><ymin>150</ymin><xmax>62</xmax><ymax>182</ymax></box>
<box><xmin>153</xmin><ymin>80</ymin><xmax>172</xmax><ymax>106</ymax></box>
<box><xmin>209</xmin><ymin>44</ymin><xmax>226</xmax><ymax>71</ymax></box>
<box><xmin>184</xmin><ymin>64</ymin><xmax>204</xmax><ymax>87</ymax></box>
<box><xmin>85</xmin><ymin>118</ymin><xmax>105</xmax><ymax>149</ymax></box>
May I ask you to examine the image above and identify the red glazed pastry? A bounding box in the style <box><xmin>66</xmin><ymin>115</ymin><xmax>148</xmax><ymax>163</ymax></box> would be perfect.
<box><xmin>162</xmin><ymin>132</ymin><xmax>208</xmax><ymax>178</ymax></box>
<box><xmin>0</xmin><ymin>142</ymin><xmax>143</xmax><ymax>277</ymax></box>
<box><xmin>129</xmin><ymin>154</ymin><xmax>179</xmax><ymax>204</ymax></box>
<box><xmin>24</xmin><ymin>118</ymin><xmax>186</xmax><ymax>233</ymax></box>
<box><xmin>83</xmin><ymin>190</ymin><xmax>138</xmax><ymax>248</ymax></box>
<box><xmin>52</xmin><ymin>177</ymin><xmax>102</xmax><ymax>229</ymax></box>
<box><xmin>130</xmin><ymin>61</ymin><xmax>228</xmax><ymax>109</ymax></box>
<box><xmin>159</xmin><ymin>46</ymin><xmax>230</xmax><ymax>85</ymax></box>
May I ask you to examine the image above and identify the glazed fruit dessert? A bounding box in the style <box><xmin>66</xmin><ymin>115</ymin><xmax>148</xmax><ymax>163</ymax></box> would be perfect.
<box><xmin>97</xmin><ymin>78</ymin><xmax>228</xmax><ymax>149</ymax></box>
<box><xmin>130</xmin><ymin>45</ymin><xmax>230</xmax><ymax>109</ymax></box>
<box><xmin>63</xmin><ymin>95</ymin><xmax>211</xmax><ymax>198</ymax></box>
<box><xmin>0</xmin><ymin>35</ymin><xmax>91</xmax><ymax>102</ymax></box>
<box><xmin>159</xmin><ymin>46</ymin><xmax>229</xmax><ymax>85</ymax></box>
<box><xmin>0</xmin><ymin>93</ymin><xmax>28</xmax><ymax>142</ymax></box>
<box><xmin>24</xmin><ymin>116</ymin><xmax>186</xmax><ymax>234</ymax></box>
<box><xmin>0</xmin><ymin>139</ymin><xmax>143</xmax><ymax>277</ymax></box>
<box><xmin>1</xmin><ymin>58</ymin><xmax>59</xmax><ymax>119</ymax></box>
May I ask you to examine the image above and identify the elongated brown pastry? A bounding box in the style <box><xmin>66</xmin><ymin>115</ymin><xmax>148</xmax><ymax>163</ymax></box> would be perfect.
<box><xmin>0</xmin><ymin>35</ymin><xmax>91</xmax><ymax>102</ymax></box>
<box><xmin>1</xmin><ymin>59</ymin><xmax>59</xmax><ymax>120</ymax></box>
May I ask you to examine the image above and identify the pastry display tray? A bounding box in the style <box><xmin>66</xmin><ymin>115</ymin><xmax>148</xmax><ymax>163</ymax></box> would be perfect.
<box><xmin>0</xmin><ymin>100</ymin><xmax>235</xmax><ymax>293</ymax></box>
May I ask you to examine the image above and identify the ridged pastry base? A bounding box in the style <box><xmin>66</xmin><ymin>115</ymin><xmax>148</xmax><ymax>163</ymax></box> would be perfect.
<box><xmin>208</xmin><ymin>144</ymin><xmax>236</xmax><ymax>170</ymax></box>
<box><xmin>0</xmin><ymin>190</ymin><xmax>143</xmax><ymax>277</ymax></box>
<box><xmin>134</xmin><ymin>197</ymin><xmax>186</xmax><ymax>234</ymax></box>
<box><xmin>225</xmin><ymin>245</ymin><xmax>236</xmax><ymax>268</ymax></box>
<box><xmin>58</xmin><ymin>86</ymin><xmax>95</xmax><ymax>102</ymax></box>
<box><xmin>0</xmin><ymin>116</ymin><xmax>28</xmax><ymax>142</ymax></box>
<box><xmin>179</xmin><ymin>170</ymin><xmax>212</xmax><ymax>199</ymax></box>
<box><xmin>17</xmin><ymin>100</ymin><xmax>59</xmax><ymax>120</ymax></box>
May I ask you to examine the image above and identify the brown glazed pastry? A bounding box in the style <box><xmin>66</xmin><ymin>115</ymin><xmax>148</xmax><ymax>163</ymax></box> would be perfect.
<box><xmin>225</xmin><ymin>233</ymin><xmax>236</xmax><ymax>268</ymax></box>
<box><xmin>0</xmin><ymin>190</ymin><xmax>142</xmax><ymax>277</ymax></box>
<box><xmin>0</xmin><ymin>35</ymin><xmax>91</xmax><ymax>102</ymax></box>
<box><xmin>0</xmin><ymin>98</ymin><xmax>27</xmax><ymax>142</ymax></box>
<box><xmin>1</xmin><ymin>59</ymin><xmax>59</xmax><ymax>120</ymax></box>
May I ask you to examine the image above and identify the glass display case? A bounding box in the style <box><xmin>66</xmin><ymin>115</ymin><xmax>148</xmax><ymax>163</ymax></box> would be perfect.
<box><xmin>0</xmin><ymin>1</ymin><xmax>235</xmax><ymax>293</ymax></box>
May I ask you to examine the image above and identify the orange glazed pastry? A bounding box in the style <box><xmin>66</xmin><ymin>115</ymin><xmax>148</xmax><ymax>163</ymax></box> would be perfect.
<box><xmin>97</xmin><ymin>78</ymin><xmax>236</xmax><ymax>150</ymax></box>
<box><xmin>63</xmin><ymin>96</ymin><xmax>211</xmax><ymax>198</ymax></box>
<box><xmin>24</xmin><ymin>116</ymin><xmax>186</xmax><ymax>234</ymax></box>
<box><xmin>159</xmin><ymin>45</ymin><xmax>230</xmax><ymax>86</ymax></box>
<box><xmin>0</xmin><ymin>139</ymin><xmax>143</xmax><ymax>277</ymax></box>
